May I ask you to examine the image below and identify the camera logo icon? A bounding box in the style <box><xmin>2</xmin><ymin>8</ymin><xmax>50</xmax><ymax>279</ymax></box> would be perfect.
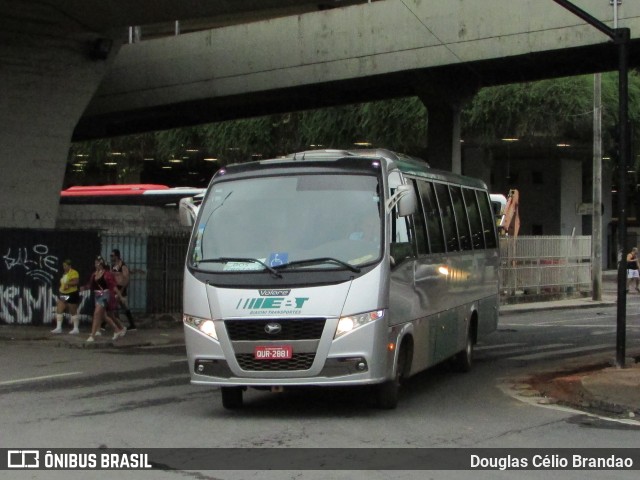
<box><xmin>8</xmin><ymin>450</ymin><xmax>39</xmax><ymax>468</ymax></box>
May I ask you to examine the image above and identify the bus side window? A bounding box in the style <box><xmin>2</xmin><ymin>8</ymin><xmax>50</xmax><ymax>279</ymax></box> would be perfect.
<box><xmin>434</xmin><ymin>183</ymin><xmax>460</xmax><ymax>252</ymax></box>
<box><xmin>463</xmin><ymin>188</ymin><xmax>485</xmax><ymax>249</ymax></box>
<box><xmin>450</xmin><ymin>186</ymin><xmax>472</xmax><ymax>251</ymax></box>
<box><xmin>477</xmin><ymin>190</ymin><xmax>498</xmax><ymax>249</ymax></box>
<box><xmin>417</xmin><ymin>180</ymin><xmax>445</xmax><ymax>254</ymax></box>
<box><xmin>389</xmin><ymin>171</ymin><xmax>416</xmax><ymax>265</ymax></box>
<box><xmin>410</xmin><ymin>179</ymin><xmax>429</xmax><ymax>255</ymax></box>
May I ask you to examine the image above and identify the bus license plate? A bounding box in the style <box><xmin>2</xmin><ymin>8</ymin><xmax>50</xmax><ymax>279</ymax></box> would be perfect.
<box><xmin>254</xmin><ymin>345</ymin><xmax>292</xmax><ymax>360</ymax></box>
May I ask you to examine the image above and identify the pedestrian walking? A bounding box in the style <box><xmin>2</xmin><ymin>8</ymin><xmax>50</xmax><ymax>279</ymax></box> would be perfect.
<box><xmin>110</xmin><ymin>248</ymin><xmax>137</xmax><ymax>330</ymax></box>
<box><xmin>51</xmin><ymin>259</ymin><xmax>81</xmax><ymax>335</ymax></box>
<box><xmin>626</xmin><ymin>247</ymin><xmax>640</xmax><ymax>293</ymax></box>
<box><xmin>81</xmin><ymin>256</ymin><xmax>126</xmax><ymax>342</ymax></box>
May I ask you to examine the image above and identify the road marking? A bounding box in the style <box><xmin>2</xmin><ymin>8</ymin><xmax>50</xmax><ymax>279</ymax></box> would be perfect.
<box><xmin>477</xmin><ymin>343</ymin><xmax>572</xmax><ymax>359</ymax></box>
<box><xmin>508</xmin><ymin>344</ymin><xmax>612</xmax><ymax>361</ymax></box>
<box><xmin>501</xmin><ymin>322</ymin><xmax>633</xmax><ymax>329</ymax></box>
<box><xmin>137</xmin><ymin>344</ymin><xmax>183</xmax><ymax>349</ymax></box>
<box><xmin>591</xmin><ymin>330</ymin><xmax>615</xmax><ymax>335</ymax></box>
<box><xmin>475</xmin><ymin>342</ymin><xmax>526</xmax><ymax>351</ymax></box>
<box><xmin>0</xmin><ymin>371</ymin><xmax>82</xmax><ymax>386</ymax></box>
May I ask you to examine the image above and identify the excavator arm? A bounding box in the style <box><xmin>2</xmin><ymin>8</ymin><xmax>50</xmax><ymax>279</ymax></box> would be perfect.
<box><xmin>499</xmin><ymin>189</ymin><xmax>520</xmax><ymax>238</ymax></box>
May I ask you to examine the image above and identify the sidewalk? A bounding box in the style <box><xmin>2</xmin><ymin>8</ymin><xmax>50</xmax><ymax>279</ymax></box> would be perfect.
<box><xmin>499</xmin><ymin>270</ymin><xmax>639</xmax><ymax>420</ymax></box>
<box><xmin>0</xmin><ymin>317</ymin><xmax>185</xmax><ymax>350</ymax></box>
<box><xmin>0</xmin><ymin>274</ymin><xmax>638</xmax><ymax>419</ymax></box>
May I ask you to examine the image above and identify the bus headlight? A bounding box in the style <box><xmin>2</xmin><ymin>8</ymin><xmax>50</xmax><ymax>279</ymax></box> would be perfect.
<box><xmin>335</xmin><ymin>310</ymin><xmax>385</xmax><ymax>338</ymax></box>
<box><xmin>183</xmin><ymin>314</ymin><xmax>218</xmax><ymax>340</ymax></box>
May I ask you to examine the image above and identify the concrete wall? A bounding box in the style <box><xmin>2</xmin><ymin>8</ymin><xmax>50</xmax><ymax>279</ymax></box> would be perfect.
<box><xmin>0</xmin><ymin>0</ymin><xmax>119</xmax><ymax>229</ymax></box>
<box><xmin>56</xmin><ymin>205</ymin><xmax>190</xmax><ymax>235</ymax></box>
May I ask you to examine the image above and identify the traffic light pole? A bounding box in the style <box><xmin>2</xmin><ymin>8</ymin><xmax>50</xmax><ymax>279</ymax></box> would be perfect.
<box><xmin>552</xmin><ymin>0</ymin><xmax>629</xmax><ymax>367</ymax></box>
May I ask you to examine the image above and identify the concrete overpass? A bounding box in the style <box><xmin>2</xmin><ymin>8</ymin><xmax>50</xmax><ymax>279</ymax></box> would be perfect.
<box><xmin>2</xmin><ymin>0</ymin><xmax>640</xmax><ymax>229</ymax></box>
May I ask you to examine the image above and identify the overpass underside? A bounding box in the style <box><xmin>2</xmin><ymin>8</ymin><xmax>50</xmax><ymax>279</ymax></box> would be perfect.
<box><xmin>2</xmin><ymin>0</ymin><xmax>640</xmax><ymax>229</ymax></box>
<box><xmin>76</xmin><ymin>0</ymin><xmax>640</xmax><ymax>141</ymax></box>
<box><xmin>75</xmin><ymin>41</ymin><xmax>640</xmax><ymax>141</ymax></box>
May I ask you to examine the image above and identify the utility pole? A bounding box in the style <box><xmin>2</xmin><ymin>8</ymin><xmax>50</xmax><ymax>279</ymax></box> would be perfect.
<box><xmin>552</xmin><ymin>0</ymin><xmax>629</xmax><ymax>367</ymax></box>
<box><xmin>592</xmin><ymin>72</ymin><xmax>602</xmax><ymax>301</ymax></box>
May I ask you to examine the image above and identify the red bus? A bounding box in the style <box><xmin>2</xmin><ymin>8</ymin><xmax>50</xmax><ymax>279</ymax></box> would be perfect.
<box><xmin>60</xmin><ymin>184</ymin><xmax>205</xmax><ymax>206</ymax></box>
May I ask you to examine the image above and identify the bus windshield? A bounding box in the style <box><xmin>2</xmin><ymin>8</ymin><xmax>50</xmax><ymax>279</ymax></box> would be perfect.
<box><xmin>190</xmin><ymin>173</ymin><xmax>382</xmax><ymax>272</ymax></box>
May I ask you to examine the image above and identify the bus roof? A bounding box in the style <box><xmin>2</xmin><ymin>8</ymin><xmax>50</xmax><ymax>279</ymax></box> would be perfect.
<box><xmin>219</xmin><ymin>149</ymin><xmax>488</xmax><ymax>190</ymax></box>
<box><xmin>282</xmin><ymin>149</ymin><xmax>488</xmax><ymax>189</ymax></box>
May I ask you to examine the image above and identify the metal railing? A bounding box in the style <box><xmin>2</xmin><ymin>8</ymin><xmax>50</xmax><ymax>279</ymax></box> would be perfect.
<box><xmin>500</xmin><ymin>235</ymin><xmax>591</xmax><ymax>301</ymax></box>
<box><xmin>99</xmin><ymin>232</ymin><xmax>190</xmax><ymax>314</ymax></box>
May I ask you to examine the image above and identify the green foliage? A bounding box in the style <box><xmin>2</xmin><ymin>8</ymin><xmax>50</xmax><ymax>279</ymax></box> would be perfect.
<box><xmin>67</xmin><ymin>72</ymin><xmax>640</xmax><ymax>185</ymax></box>
<box><xmin>462</xmin><ymin>72</ymin><xmax>640</xmax><ymax>155</ymax></box>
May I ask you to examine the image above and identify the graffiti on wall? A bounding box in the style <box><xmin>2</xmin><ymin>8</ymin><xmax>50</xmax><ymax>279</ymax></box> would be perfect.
<box><xmin>0</xmin><ymin>229</ymin><xmax>100</xmax><ymax>325</ymax></box>
<box><xmin>3</xmin><ymin>244</ymin><xmax>59</xmax><ymax>284</ymax></box>
<box><xmin>0</xmin><ymin>284</ymin><xmax>94</xmax><ymax>325</ymax></box>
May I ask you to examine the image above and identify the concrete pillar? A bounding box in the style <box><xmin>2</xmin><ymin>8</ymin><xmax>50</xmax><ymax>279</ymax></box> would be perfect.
<box><xmin>0</xmin><ymin>1</ymin><xmax>120</xmax><ymax>229</ymax></box>
<box><xmin>416</xmin><ymin>76</ymin><xmax>476</xmax><ymax>174</ymax></box>
<box><xmin>421</xmin><ymin>102</ymin><xmax>458</xmax><ymax>172</ymax></box>
<box><xmin>560</xmin><ymin>158</ymin><xmax>583</xmax><ymax>235</ymax></box>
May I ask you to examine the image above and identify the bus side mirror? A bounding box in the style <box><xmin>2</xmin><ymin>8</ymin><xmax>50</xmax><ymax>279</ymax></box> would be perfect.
<box><xmin>397</xmin><ymin>185</ymin><xmax>417</xmax><ymax>217</ymax></box>
<box><xmin>386</xmin><ymin>184</ymin><xmax>417</xmax><ymax>217</ymax></box>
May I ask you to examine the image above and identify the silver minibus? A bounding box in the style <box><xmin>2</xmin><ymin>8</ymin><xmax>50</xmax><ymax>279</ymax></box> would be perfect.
<box><xmin>182</xmin><ymin>149</ymin><xmax>499</xmax><ymax>409</ymax></box>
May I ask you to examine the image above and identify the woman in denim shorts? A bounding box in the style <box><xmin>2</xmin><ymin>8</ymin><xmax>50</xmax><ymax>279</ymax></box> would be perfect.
<box><xmin>81</xmin><ymin>256</ymin><xmax>127</xmax><ymax>343</ymax></box>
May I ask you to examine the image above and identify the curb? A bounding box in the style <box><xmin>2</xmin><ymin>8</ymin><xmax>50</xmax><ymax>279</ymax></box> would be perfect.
<box><xmin>505</xmin><ymin>351</ymin><xmax>640</xmax><ymax>422</ymax></box>
<box><xmin>0</xmin><ymin>325</ymin><xmax>185</xmax><ymax>349</ymax></box>
<box><xmin>500</xmin><ymin>301</ymin><xmax>615</xmax><ymax>315</ymax></box>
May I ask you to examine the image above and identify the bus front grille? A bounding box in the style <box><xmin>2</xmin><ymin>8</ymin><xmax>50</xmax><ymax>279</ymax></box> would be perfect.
<box><xmin>235</xmin><ymin>353</ymin><xmax>316</xmax><ymax>371</ymax></box>
<box><xmin>225</xmin><ymin>318</ymin><xmax>326</xmax><ymax>341</ymax></box>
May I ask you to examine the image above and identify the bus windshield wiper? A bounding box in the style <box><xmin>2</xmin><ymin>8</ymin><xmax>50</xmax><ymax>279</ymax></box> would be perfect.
<box><xmin>274</xmin><ymin>257</ymin><xmax>361</xmax><ymax>273</ymax></box>
<box><xmin>195</xmin><ymin>257</ymin><xmax>282</xmax><ymax>278</ymax></box>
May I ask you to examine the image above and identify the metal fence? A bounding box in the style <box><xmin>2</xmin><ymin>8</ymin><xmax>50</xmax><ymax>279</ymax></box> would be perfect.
<box><xmin>99</xmin><ymin>231</ymin><xmax>190</xmax><ymax>315</ymax></box>
<box><xmin>102</xmin><ymin>233</ymin><xmax>595</xmax><ymax>313</ymax></box>
<box><xmin>500</xmin><ymin>235</ymin><xmax>591</xmax><ymax>300</ymax></box>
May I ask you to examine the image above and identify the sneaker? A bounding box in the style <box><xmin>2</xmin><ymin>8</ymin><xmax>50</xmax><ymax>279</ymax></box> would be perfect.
<box><xmin>69</xmin><ymin>328</ymin><xmax>79</xmax><ymax>335</ymax></box>
<box><xmin>50</xmin><ymin>327</ymin><xmax>62</xmax><ymax>334</ymax></box>
<box><xmin>112</xmin><ymin>327</ymin><xmax>127</xmax><ymax>340</ymax></box>
<box><xmin>128</xmin><ymin>327</ymin><xmax>137</xmax><ymax>332</ymax></box>
<box><xmin>86</xmin><ymin>336</ymin><xmax>95</xmax><ymax>343</ymax></box>
<box><xmin>95</xmin><ymin>330</ymin><xmax>102</xmax><ymax>337</ymax></box>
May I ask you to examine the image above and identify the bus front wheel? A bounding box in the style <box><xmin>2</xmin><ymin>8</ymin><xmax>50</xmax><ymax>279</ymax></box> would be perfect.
<box><xmin>221</xmin><ymin>386</ymin><xmax>243</xmax><ymax>409</ymax></box>
<box><xmin>375</xmin><ymin>345</ymin><xmax>407</xmax><ymax>409</ymax></box>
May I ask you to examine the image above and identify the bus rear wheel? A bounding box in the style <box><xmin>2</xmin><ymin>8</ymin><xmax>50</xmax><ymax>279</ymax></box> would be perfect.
<box><xmin>453</xmin><ymin>329</ymin><xmax>473</xmax><ymax>373</ymax></box>
<box><xmin>221</xmin><ymin>386</ymin><xmax>243</xmax><ymax>409</ymax></box>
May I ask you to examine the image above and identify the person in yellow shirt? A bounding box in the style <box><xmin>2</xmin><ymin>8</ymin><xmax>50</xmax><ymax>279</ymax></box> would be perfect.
<box><xmin>51</xmin><ymin>259</ymin><xmax>81</xmax><ymax>335</ymax></box>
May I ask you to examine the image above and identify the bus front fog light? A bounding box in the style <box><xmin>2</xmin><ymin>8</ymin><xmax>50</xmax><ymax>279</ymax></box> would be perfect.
<box><xmin>356</xmin><ymin>360</ymin><xmax>367</xmax><ymax>371</ymax></box>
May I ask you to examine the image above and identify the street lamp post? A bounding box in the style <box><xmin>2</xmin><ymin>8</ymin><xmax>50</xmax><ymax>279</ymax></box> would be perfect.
<box><xmin>552</xmin><ymin>0</ymin><xmax>629</xmax><ymax>367</ymax></box>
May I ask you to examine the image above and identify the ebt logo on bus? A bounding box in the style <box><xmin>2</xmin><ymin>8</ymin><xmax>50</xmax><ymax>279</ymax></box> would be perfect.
<box><xmin>236</xmin><ymin>293</ymin><xmax>310</xmax><ymax>314</ymax></box>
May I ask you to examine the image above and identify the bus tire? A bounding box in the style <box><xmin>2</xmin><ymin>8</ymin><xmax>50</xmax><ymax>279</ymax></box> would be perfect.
<box><xmin>375</xmin><ymin>344</ymin><xmax>407</xmax><ymax>409</ymax></box>
<box><xmin>221</xmin><ymin>386</ymin><xmax>243</xmax><ymax>409</ymax></box>
<box><xmin>453</xmin><ymin>329</ymin><xmax>473</xmax><ymax>373</ymax></box>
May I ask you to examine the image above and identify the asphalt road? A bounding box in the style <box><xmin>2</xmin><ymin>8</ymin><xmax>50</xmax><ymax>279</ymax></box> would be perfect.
<box><xmin>2</xmin><ymin>300</ymin><xmax>640</xmax><ymax>480</ymax></box>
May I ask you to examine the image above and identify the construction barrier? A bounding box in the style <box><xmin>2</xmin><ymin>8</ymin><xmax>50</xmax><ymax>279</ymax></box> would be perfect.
<box><xmin>500</xmin><ymin>235</ymin><xmax>591</xmax><ymax>302</ymax></box>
